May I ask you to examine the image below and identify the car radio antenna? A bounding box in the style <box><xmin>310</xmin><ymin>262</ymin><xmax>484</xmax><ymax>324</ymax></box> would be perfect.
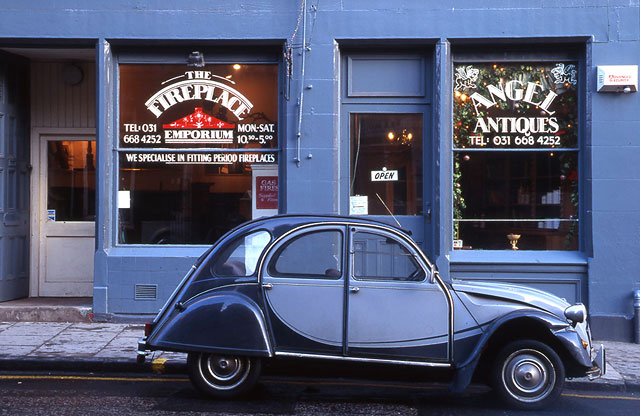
<box><xmin>376</xmin><ymin>193</ymin><xmax>402</xmax><ymax>228</ymax></box>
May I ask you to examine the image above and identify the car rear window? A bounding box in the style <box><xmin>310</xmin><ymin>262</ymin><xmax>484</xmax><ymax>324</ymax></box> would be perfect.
<box><xmin>211</xmin><ymin>230</ymin><xmax>271</xmax><ymax>277</ymax></box>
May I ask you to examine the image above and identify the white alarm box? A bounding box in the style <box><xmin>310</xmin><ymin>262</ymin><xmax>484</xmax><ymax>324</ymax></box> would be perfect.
<box><xmin>597</xmin><ymin>65</ymin><xmax>638</xmax><ymax>93</ymax></box>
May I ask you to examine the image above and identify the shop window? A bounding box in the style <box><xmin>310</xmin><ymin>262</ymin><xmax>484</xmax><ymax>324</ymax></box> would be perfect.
<box><xmin>453</xmin><ymin>62</ymin><xmax>579</xmax><ymax>250</ymax></box>
<box><xmin>349</xmin><ymin>113</ymin><xmax>423</xmax><ymax>216</ymax></box>
<box><xmin>117</xmin><ymin>63</ymin><xmax>278</xmax><ymax>244</ymax></box>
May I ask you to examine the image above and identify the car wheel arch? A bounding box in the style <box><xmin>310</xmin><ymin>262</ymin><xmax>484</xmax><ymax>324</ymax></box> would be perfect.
<box><xmin>476</xmin><ymin>316</ymin><xmax>570</xmax><ymax>382</ymax></box>
<box><xmin>150</xmin><ymin>290</ymin><xmax>274</xmax><ymax>356</ymax></box>
<box><xmin>451</xmin><ymin>310</ymin><xmax>571</xmax><ymax>393</ymax></box>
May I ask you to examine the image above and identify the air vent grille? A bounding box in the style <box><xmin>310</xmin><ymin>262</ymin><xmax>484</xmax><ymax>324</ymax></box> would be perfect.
<box><xmin>135</xmin><ymin>284</ymin><xmax>157</xmax><ymax>300</ymax></box>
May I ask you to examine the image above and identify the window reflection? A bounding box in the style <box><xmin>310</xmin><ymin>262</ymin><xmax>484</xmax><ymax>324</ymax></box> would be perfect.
<box><xmin>118</xmin><ymin>157</ymin><xmax>253</xmax><ymax>244</ymax></box>
<box><xmin>353</xmin><ymin>232</ymin><xmax>424</xmax><ymax>282</ymax></box>
<box><xmin>270</xmin><ymin>230</ymin><xmax>343</xmax><ymax>279</ymax></box>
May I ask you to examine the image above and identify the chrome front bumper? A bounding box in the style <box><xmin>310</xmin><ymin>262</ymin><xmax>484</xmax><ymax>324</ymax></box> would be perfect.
<box><xmin>588</xmin><ymin>343</ymin><xmax>606</xmax><ymax>380</ymax></box>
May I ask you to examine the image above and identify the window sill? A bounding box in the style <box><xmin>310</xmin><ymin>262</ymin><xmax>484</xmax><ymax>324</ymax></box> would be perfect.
<box><xmin>447</xmin><ymin>249</ymin><xmax>587</xmax><ymax>265</ymax></box>
<box><xmin>107</xmin><ymin>245</ymin><xmax>209</xmax><ymax>258</ymax></box>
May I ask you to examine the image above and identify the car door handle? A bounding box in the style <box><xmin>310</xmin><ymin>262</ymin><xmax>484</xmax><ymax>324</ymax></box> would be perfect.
<box><xmin>349</xmin><ymin>286</ymin><xmax>360</xmax><ymax>293</ymax></box>
<box><xmin>262</xmin><ymin>283</ymin><xmax>273</xmax><ymax>290</ymax></box>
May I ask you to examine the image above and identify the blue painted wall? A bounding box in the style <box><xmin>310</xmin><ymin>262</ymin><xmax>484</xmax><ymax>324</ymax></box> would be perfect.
<box><xmin>0</xmin><ymin>0</ymin><xmax>639</xmax><ymax>339</ymax></box>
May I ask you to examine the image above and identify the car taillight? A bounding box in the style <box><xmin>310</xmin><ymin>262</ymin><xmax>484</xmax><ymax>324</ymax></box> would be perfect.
<box><xmin>144</xmin><ymin>322</ymin><xmax>152</xmax><ymax>336</ymax></box>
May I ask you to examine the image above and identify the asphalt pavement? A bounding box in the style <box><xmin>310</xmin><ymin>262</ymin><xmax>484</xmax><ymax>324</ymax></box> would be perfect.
<box><xmin>0</xmin><ymin>321</ymin><xmax>637</xmax><ymax>392</ymax></box>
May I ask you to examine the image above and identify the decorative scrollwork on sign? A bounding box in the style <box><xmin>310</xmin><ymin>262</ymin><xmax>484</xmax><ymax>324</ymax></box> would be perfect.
<box><xmin>454</xmin><ymin>65</ymin><xmax>480</xmax><ymax>91</ymax></box>
<box><xmin>550</xmin><ymin>63</ymin><xmax>577</xmax><ymax>86</ymax></box>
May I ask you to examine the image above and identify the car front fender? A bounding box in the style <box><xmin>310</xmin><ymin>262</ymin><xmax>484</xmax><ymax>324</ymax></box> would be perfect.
<box><xmin>148</xmin><ymin>289</ymin><xmax>272</xmax><ymax>357</ymax></box>
<box><xmin>451</xmin><ymin>309</ymin><xmax>570</xmax><ymax>393</ymax></box>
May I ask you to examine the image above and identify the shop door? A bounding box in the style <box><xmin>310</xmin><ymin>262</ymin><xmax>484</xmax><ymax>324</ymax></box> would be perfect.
<box><xmin>37</xmin><ymin>135</ymin><xmax>95</xmax><ymax>296</ymax></box>
<box><xmin>0</xmin><ymin>53</ymin><xmax>30</xmax><ymax>301</ymax></box>
<box><xmin>342</xmin><ymin>53</ymin><xmax>433</xmax><ymax>254</ymax></box>
<box><xmin>346</xmin><ymin>111</ymin><xmax>430</xmax><ymax>250</ymax></box>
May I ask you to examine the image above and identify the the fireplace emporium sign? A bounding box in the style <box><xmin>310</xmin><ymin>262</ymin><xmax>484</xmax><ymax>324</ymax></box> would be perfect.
<box><xmin>453</xmin><ymin>62</ymin><xmax>579</xmax><ymax>149</ymax></box>
<box><xmin>119</xmin><ymin>66</ymin><xmax>278</xmax><ymax>164</ymax></box>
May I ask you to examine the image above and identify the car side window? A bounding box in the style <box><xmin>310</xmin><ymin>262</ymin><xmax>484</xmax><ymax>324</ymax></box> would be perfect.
<box><xmin>352</xmin><ymin>231</ymin><xmax>425</xmax><ymax>282</ymax></box>
<box><xmin>211</xmin><ymin>230</ymin><xmax>271</xmax><ymax>277</ymax></box>
<box><xmin>269</xmin><ymin>230</ymin><xmax>343</xmax><ymax>279</ymax></box>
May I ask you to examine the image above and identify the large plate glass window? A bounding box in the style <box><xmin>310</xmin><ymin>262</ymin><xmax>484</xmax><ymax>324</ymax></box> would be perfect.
<box><xmin>453</xmin><ymin>62</ymin><xmax>579</xmax><ymax>250</ymax></box>
<box><xmin>118</xmin><ymin>63</ymin><xmax>278</xmax><ymax>244</ymax></box>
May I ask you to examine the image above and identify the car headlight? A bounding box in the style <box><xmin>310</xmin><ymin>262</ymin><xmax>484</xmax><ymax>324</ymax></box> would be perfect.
<box><xmin>565</xmin><ymin>303</ymin><xmax>587</xmax><ymax>324</ymax></box>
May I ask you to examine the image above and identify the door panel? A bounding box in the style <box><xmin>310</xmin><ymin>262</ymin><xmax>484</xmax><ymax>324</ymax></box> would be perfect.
<box><xmin>38</xmin><ymin>137</ymin><xmax>95</xmax><ymax>296</ymax></box>
<box><xmin>347</xmin><ymin>227</ymin><xmax>449</xmax><ymax>361</ymax></box>
<box><xmin>264</xmin><ymin>282</ymin><xmax>343</xmax><ymax>346</ymax></box>
<box><xmin>262</xmin><ymin>226</ymin><xmax>345</xmax><ymax>354</ymax></box>
<box><xmin>0</xmin><ymin>53</ymin><xmax>29</xmax><ymax>301</ymax></box>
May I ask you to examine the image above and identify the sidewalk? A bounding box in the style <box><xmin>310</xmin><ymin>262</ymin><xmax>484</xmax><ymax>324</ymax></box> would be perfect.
<box><xmin>0</xmin><ymin>321</ymin><xmax>638</xmax><ymax>392</ymax></box>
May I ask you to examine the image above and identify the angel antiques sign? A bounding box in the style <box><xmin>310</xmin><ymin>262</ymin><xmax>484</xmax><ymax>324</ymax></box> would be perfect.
<box><xmin>453</xmin><ymin>62</ymin><xmax>578</xmax><ymax>149</ymax></box>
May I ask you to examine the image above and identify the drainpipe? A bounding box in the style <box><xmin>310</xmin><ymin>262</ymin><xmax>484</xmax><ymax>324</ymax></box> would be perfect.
<box><xmin>294</xmin><ymin>0</ymin><xmax>308</xmax><ymax>168</ymax></box>
<box><xmin>634</xmin><ymin>290</ymin><xmax>640</xmax><ymax>344</ymax></box>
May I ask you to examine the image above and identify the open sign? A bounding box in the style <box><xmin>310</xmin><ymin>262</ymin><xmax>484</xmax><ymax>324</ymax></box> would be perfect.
<box><xmin>371</xmin><ymin>169</ymin><xmax>398</xmax><ymax>181</ymax></box>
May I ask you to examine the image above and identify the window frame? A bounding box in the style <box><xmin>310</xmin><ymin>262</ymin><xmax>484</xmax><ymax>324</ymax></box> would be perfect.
<box><xmin>351</xmin><ymin>229</ymin><xmax>427</xmax><ymax>283</ymax></box>
<box><xmin>266</xmin><ymin>227</ymin><xmax>345</xmax><ymax>280</ymax></box>
<box><xmin>450</xmin><ymin>47</ymin><xmax>586</xmax><ymax>253</ymax></box>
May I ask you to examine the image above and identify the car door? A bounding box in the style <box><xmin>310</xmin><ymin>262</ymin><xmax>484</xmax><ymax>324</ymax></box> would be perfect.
<box><xmin>347</xmin><ymin>226</ymin><xmax>450</xmax><ymax>362</ymax></box>
<box><xmin>261</xmin><ymin>225</ymin><xmax>346</xmax><ymax>355</ymax></box>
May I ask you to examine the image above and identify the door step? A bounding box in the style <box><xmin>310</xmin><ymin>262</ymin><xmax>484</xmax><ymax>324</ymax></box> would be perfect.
<box><xmin>0</xmin><ymin>297</ymin><xmax>92</xmax><ymax>322</ymax></box>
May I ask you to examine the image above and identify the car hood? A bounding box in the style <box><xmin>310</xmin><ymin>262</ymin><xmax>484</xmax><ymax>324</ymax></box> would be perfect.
<box><xmin>452</xmin><ymin>280</ymin><xmax>571</xmax><ymax>319</ymax></box>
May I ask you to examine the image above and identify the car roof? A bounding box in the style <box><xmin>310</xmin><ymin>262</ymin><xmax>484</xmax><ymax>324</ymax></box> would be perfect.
<box><xmin>234</xmin><ymin>214</ymin><xmax>413</xmax><ymax>239</ymax></box>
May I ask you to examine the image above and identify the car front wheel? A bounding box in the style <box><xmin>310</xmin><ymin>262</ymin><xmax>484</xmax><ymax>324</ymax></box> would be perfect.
<box><xmin>187</xmin><ymin>352</ymin><xmax>261</xmax><ymax>398</ymax></box>
<box><xmin>492</xmin><ymin>340</ymin><xmax>565</xmax><ymax>410</ymax></box>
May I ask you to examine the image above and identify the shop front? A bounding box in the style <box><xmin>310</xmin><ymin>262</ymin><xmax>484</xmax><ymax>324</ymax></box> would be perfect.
<box><xmin>0</xmin><ymin>1</ymin><xmax>638</xmax><ymax>340</ymax></box>
<box><xmin>93</xmin><ymin>49</ymin><xmax>283</xmax><ymax>316</ymax></box>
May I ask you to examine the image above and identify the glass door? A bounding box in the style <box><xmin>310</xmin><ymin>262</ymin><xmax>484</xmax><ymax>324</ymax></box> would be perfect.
<box><xmin>38</xmin><ymin>136</ymin><xmax>96</xmax><ymax>296</ymax></box>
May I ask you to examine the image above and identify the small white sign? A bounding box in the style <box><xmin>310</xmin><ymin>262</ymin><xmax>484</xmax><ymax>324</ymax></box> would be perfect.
<box><xmin>453</xmin><ymin>240</ymin><xmax>463</xmax><ymax>248</ymax></box>
<box><xmin>118</xmin><ymin>190</ymin><xmax>131</xmax><ymax>209</ymax></box>
<box><xmin>350</xmin><ymin>195</ymin><xmax>368</xmax><ymax>215</ymax></box>
<box><xmin>371</xmin><ymin>169</ymin><xmax>398</xmax><ymax>182</ymax></box>
<box><xmin>47</xmin><ymin>209</ymin><xmax>56</xmax><ymax>222</ymax></box>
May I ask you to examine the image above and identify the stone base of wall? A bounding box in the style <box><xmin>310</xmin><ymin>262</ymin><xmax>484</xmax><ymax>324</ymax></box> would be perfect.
<box><xmin>590</xmin><ymin>314</ymin><xmax>634</xmax><ymax>342</ymax></box>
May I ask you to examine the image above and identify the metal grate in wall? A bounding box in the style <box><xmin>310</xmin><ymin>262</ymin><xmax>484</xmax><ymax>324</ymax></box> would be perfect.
<box><xmin>134</xmin><ymin>284</ymin><xmax>157</xmax><ymax>301</ymax></box>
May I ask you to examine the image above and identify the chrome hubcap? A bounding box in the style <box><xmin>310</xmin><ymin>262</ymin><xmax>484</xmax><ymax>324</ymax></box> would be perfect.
<box><xmin>198</xmin><ymin>354</ymin><xmax>251</xmax><ymax>391</ymax></box>
<box><xmin>502</xmin><ymin>349</ymin><xmax>555</xmax><ymax>403</ymax></box>
<box><xmin>208</xmin><ymin>356</ymin><xmax>242</xmax><ymax>381</ymax></box>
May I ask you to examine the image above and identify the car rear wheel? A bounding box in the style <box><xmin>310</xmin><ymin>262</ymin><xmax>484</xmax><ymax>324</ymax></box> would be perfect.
<box><xmin>492</xmin><ymin>340</ymin><xmax>565</xmax><ymax>410</ymax></box>
<box><xmin>187</xmin><ymin>352</ymin><xmax>261</xmax><ymax>398</ymax></box>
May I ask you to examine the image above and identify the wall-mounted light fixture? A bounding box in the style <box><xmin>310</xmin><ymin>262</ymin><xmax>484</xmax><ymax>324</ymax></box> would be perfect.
<box><xmin>187</xmin><ymin>51</ymin><xmax>205</xmax><ymax>68</ymax></box>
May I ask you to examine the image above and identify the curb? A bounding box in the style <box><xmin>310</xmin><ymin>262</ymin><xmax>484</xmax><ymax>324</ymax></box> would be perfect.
<box><xmin>0</xmin><ymin>357</ymin><xmax>187</xmax><ymax>375</ymax></box>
